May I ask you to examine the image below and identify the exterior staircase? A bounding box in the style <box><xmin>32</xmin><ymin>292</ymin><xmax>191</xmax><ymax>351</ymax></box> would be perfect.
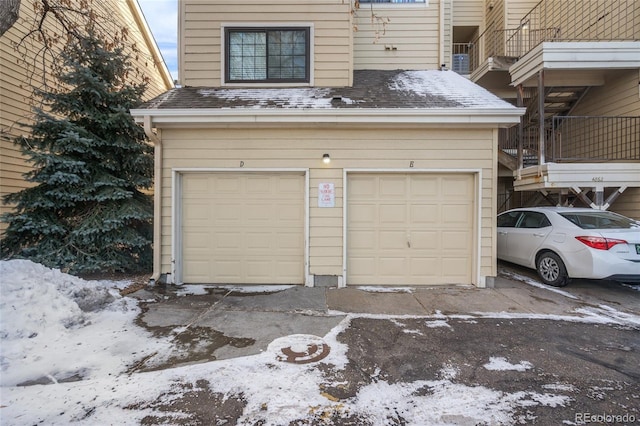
<box><xmin>499</xmin><ymin>85</ymin><xmax>590</xmax><ymax>170</ymax></box>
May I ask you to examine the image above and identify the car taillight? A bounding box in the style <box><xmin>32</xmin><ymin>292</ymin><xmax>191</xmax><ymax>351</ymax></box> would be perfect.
<box><xmin>575</xmin><ymin>236</ymin><xmax>627</xmax><ymax>250</ymax></box>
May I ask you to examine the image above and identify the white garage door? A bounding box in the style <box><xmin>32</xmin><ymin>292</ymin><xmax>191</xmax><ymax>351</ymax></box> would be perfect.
<box><xmin>181</xmin><ymin>172</ymin><xmax>305</xmax><ymax>284</ymax></box>
<box><xmin>347</xmin><ymin>173</ymin><xmax>474</xmax><ymax>285</ymax></box>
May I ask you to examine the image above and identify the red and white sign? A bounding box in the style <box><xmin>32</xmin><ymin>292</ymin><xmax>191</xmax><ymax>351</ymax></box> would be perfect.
<box><xmin>318</xmin><ymin>183</ymin><xmax>335</xmax><ymax>208</ymax></box>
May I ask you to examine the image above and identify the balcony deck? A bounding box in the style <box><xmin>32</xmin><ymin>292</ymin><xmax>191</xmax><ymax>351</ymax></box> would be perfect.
<box><xmin>514</xmin><ymin>162</ymin><xmax>640</xmax><ymax>192</ymax></box>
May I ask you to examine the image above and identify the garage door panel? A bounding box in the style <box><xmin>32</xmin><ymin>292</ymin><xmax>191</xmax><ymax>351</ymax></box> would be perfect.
<box><xmin>379</xmin><ymin>204</ymin><xmax>406</xmax><ymax>223</ymax></box>
<box><xmin>410</xmin><ymin>204</ymin><xmax>438</xmax><ymax>224</ymax></box>
<box><xmin>214</xmin><ymin>202</ymin><xmax>243</xmax><ymax>221</ymax></box>
<box><xmin>442</xmin><ymin>257</ymin><xmax>469</xmax><ymax>279</ymax></box>
<box><xmin>349</xmin><ymin>176</ymin><xmax>376</xmax><ymax>198</ymax></box>
<box><xmin>380</xmin><ymin>177</ymin><xmax>407</xmax><ymax>197</ymax></box>
<box><xmin>215</xmin><ymin>177</ymin><xmax>241</xmax><ymax>192</ymax></box>
<box><xmin>246</xmin><ymin>177</ymin><xmax>271</xmax><ymax>193</ymax></box>
<box><xmin>277</xmin><ymin>232</ymin><xmax>304</xmax><ymax>250</ymax></box>
<box><xmin>379</xmin><ymin>230</ymin><xmax>406</xmax><ymax>249</ymax></box>
<box><xmin>410</xmin><ymin>230</ymin><xmax>437</xmax><ymax>249</ymax></box>
<box><xmin>278</xmin><ymin>176</ymin><xmax>304</xmax><ymax>193</ymax></box>
<box><xmin>276</xmin><ymin>203</ymin><xmax>304</xmax><ymax>222</ymax></box>
<box><xmin>442</xmin><ymin>204</ymin><xmax>472</xmax><ymax>224</ymax></box>
<box><xmin>215</xmin><ymin>260</ymin><xmax>243</xmax><ymax>280</ymax></box>
<box><xmin>184</xmin><ymin>201</ymin><xmax>210</xmax><ymax>221</ymax></box>
<box><xmin>379</xmin><ymin>257</ymin><xmax>407</xmax><ymax>276</ymax></box>
<box><xmin>182</xmin><ymin>172</ymin><xmax>305</xmax><ymax>284</ymax></box>
<box><xmin>183</xmin><ymin>176</ymin><xmax>209</xmax><ymax>193</ymax></box>
<box><xmin>410</xmin><ymin>176</ymin><xmax>438</xmax><ymax>196</ymax></box>
<box><xmin>409</xmin><ymin>258</ymin><xmax>433</xmax><ymax>277</ymax></box>
<box><xmin>348</xmin><ymin>173</ymin><xmax>474</xmax><ymax>286</ymax></box>
<box><xmin>185</xmin><ymin>232</ymin><xmax>209</xmax><ymax>249</ymax></box>
<box><xmin>350</xmin><ymin>230</ymin><xmax>376</xmax><ymax>249</ymax></box>
<box><xmin>349</xmin><ymin>203</ymin><xmax>377</xmax><ymax>225</ymax></box>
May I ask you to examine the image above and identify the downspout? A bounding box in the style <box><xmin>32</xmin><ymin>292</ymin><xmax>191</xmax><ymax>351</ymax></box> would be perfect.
<box><xmin>143</xmin><ymin>115</ymin><xmax>162</xmax><ymax>285</ymax></box>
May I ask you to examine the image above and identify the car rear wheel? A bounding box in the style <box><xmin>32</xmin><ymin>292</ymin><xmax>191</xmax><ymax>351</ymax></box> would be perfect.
<box><xmin>536</xmin><ymin>252</ymin><xmax>569</xmax><ymax>287</ymax></box>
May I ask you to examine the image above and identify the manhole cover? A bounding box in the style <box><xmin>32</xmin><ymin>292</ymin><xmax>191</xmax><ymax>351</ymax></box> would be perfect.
<box><xmin>271</xmin><ymin>335</ymin><xmax>331</xmax><ymax>364</ymax></box>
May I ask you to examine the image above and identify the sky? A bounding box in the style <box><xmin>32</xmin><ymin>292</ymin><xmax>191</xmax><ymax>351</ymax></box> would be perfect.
<box><xmin>138</xmin><ymin>0</ymin><xmax>179</xmax><ymax>82</ymax></box>
<box><xmin>2</xmin><ymin>259</ymin><xmax>639</xmax><ymax>424</ymax></box>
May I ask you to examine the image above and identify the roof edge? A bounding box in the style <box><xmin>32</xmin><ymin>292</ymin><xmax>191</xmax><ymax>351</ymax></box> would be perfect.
<box><xmin>128</xmin><ymin>0</ymin><xmax>174</xmax><ymax>90</ymax></box>
<box><xmin>131</xmin><ymin>107</ymin><xmax>525</xmax><ymax>127</ymax></box>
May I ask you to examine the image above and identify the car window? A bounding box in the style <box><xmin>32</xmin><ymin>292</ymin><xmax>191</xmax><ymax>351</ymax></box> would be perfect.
<box><xmin>497</xmin><ymin>211</ymin><xmax>521</xmax><ymax>228</ymax></box>
<box><xmin>517</xmin><ymin>212</ymin><xmax>551</xmax><ymax>229</ymax></box>
<box><xmin>560</xmin><ymin>211</ymin><xmax>639</xmax><ymax>229</ymax></box>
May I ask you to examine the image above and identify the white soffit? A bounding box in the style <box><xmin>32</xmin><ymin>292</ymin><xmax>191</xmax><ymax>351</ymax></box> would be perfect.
<box><xmin>510</xmin><ymin>41</ymin><xmax>640</xmax><ymax>87</ymax></box>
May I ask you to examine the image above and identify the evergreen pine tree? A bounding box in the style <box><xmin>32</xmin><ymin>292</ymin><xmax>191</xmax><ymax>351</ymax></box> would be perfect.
<box><xmin>1</xmin><ymin>34</ymin><xmax>154</xmax><ymax>274</ymax></box>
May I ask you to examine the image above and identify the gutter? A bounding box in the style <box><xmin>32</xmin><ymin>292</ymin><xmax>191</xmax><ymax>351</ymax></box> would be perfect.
<box><xmin>130</xmin><ymin>107</ymin><xmax>526</xmax><ymax>127</ymax></box>
<box><xmin>143</xmin><ymin>115</ymin><xmax>162</xmax><ymax>285</ymax></box>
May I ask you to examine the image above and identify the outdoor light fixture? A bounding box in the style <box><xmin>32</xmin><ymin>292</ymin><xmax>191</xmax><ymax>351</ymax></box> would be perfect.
<box><xmin>323</xmin><ymin>153</ymin><xmax>331</xmax><ymax>164</ymax></box>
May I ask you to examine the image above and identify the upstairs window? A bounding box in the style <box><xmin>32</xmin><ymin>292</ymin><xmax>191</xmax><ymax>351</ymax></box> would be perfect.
<box><xmin>225</xmin><ymin>27</ymin><xmax>310</xmax><ymax>83</ymax></box>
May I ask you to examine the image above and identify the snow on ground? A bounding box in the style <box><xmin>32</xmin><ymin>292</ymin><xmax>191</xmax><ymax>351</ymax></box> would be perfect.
<box><xmin>0</xmin><ymin>260</ymin><xmax>172</xmax><ymax>387</ymax></box>
<box><xmin>498</xmin><ymin>266</ymin><xmax>579</xmax><ymax>300</ymax></box>
<box><xmin>176</xmin><ymin>284</ymin><xmax>296</xmax><ymax>296</ymax></box>
<box><xmin>483</xmin><ymin>357</ymin><xmax>533</xmax><ymax>372</ymax></box>
<box><xmin>0</xmin><ymin>260</ymin><xmax>637</xmax><ymax>425</ymax></box>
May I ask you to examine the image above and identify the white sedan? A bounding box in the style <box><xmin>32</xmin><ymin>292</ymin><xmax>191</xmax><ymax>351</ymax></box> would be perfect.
<box><xmin>497</xmin><ymin>207</ymin><xmax>640</xmax><ymax>287</ymax></box>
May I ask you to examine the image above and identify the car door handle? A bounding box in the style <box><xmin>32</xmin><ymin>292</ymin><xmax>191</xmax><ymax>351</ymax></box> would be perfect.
<box><xmin>533</xmin><ymin>233</ymin><xmax>546</xmax><ymax>237</ymax></box>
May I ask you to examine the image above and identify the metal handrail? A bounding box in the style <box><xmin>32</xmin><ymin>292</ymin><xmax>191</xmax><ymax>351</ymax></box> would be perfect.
<box><xmin>550</xmin><ymin>116</ymin><xmax>640</xmax><ymax>162</ymax></box>
<box><xmin>500</xmin><ymin>116</ymin><xmax>640</xmax><ymax>166</ymax></box>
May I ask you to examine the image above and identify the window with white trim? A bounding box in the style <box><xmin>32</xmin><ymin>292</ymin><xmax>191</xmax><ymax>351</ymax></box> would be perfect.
<box><xmin>225</xmin><ymin>27</ymin><xmax>310</xmax><ymax>83</ymax></box>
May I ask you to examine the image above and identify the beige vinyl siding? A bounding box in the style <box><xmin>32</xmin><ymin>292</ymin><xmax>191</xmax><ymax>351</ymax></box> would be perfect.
<box><xmin>614</xmin><ymin>189</ymin><xmax>640</xmax><ymax>221</ymax></box>
<box><xmin>180</xmin><ymin>0</ymin><xmax>352</xmax><ymax>87</ymax></box>
<box><xmin>571</xmin><ymin>70</ymin><xmax>640</xmax><ymax>117</ymax></box>
<box><xmin>0</xmin><ymin>0</ymin><xmax>172</xmax><ymax>234</ymax></box>
<box><xmin>485</xmin><ymin>0</ymin><xmax>505</xmax><ymax>30</ymax></box>
<box><xmin>453</xmin><ymin>1</ymin><xmax>484</xmax><ymax>26</ymax></box>
<box><xmin>353</xmin><ymin>3</ymin><xmax>440</xmax><ymax>70</ymax></box>
<box><xmin>506</xmin><ymin>0</ymin><xmax>538</xmax><ymax>28</ymax></box>
<box><xmin>159</xmin><ymin>126</ymin><xmax>497</xmax><ymax>285</ymax></box>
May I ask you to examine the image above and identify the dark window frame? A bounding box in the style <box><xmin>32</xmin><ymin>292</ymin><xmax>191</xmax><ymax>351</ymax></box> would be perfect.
<box><xmin>224</xmin><ymin>27</ymin><xmax>311</xmax><ymax>84</ymax></box>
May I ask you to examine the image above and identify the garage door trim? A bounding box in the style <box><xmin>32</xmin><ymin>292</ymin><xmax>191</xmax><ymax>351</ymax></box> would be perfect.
<box><xmin>342</xmin><ymin>168</ymin><xmax>482</xmax><ymax>287</ymax></box>
<box><xmin>172</xmin><ymin>168</ymin><xmax>310</xmax><ymax>285</ymax></box>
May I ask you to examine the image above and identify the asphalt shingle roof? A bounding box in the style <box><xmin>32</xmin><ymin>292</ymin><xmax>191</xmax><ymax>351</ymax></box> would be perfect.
<box><xmin>138</xmin><ymin>69</ymin><xmax>515</xmax><ymax>111</ymax></box>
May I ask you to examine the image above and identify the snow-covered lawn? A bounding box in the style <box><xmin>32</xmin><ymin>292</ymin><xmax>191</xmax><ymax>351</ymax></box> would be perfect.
<box><xmin>1</xmin><ymin>260</ymin><xmax>638</xmax><ymax>425</ymax></box>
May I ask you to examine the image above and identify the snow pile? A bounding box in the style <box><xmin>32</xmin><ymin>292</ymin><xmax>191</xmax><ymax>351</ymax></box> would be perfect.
<box><xmin>0</xmin><ymin>260</ymin><xmax>167</xmax><ymax>387</ymax></box>
<box><xmin>484</xmin><ymin>356</ymin><xmax>534</xmax><ymax>372</ymax></box>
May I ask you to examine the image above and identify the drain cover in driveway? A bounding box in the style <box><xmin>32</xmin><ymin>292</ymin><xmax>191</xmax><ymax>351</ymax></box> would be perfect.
<box><xmin>270</xmin><ymin>335</ymin><xmax>330</xmax><ymax>364</ymax></box>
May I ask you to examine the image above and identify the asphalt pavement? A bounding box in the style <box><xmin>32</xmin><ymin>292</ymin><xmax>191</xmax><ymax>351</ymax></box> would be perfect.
<box><xmin>128</xmin><ymin>263</ymin><xmax>640</xmax><ymax>424</ymax></box>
